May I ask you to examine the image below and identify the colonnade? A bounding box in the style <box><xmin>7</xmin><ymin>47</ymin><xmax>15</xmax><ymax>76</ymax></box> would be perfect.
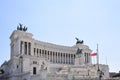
<box><xmin>20</xmin><ymin>41</ymin><xmax>31</xmax><ymax>55</ymax></box>
<box><xmin>20</xmin><ymin>41</ymin><xmax>90</xmax><ymax>64</ymax></box>
<box><xmin>84</xmin><ymin>53</ymin><xmax>90</xmax><ymax>63</ymax></box>
<box><xmin>34</xmin><ymin>48</ymin><xmax>75</xmax><ymax>64</ymax></box>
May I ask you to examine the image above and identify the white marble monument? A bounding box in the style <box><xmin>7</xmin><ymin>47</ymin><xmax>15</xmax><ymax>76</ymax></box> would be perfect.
<box><xmin>0</xmin><ymin>24</ymin><xmax>109</xmax><ymax>80</ymax></box>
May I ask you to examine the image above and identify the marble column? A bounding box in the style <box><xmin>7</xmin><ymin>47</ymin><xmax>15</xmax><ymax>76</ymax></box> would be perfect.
<box><xmin>52</xmin><ymin>52</ymin><xmax>54</xmax><ymax>63</ymax></box>
<box><xmin>62</xmin><ymin>53</ymin><xmax>64</xmax><ymax>64</ymax></box>
<box><xmin>67</xmin><ymin>54</ymin><xmax>69</xmax><ymax>64</ymax></box>
<box><xmin>65</xmin><ymin>53</ymin><xmax>66</xmax><ymax>64</ymax></box>
<box><xmin>60</xmin><ymin>53</ymin><xmax>62</xmax><ymax>63</ymax></box>
<box><xmin>70</xmin><ymin>54</ymin><xmax>71</xmax><ymax>64</ymax></box>
<box><xmin>22</xmin><ymin>41</ymin><xmax>24</xmax><ymax>55</ymax></box>
<box><xmin>56</xmin><ymin>52</ymin><xmax>58</xmax><ymax>63</ymax></box>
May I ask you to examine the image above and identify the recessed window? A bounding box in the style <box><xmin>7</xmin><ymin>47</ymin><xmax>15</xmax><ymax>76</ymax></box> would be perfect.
<box><xmin>20</xmin><ymin>41</ymin><xmax>23</xmax><ymax>54</ymax></box>
<box><xmin>17</xmin><ymin>65</ymin><xmax>18</xmax><ymax>68</ymax></box>
<box><xmin>33</xmin><ymin>67</ymin><xmax>37</xmax><ymax>75</ymax></box>
<box><xmin>34</xmin><ymin>48</ymin><xmax>36</xmax><ymax>56</ymax></box>
<box><xmin>33</xmin><ymin>61</ymin><xmax>37</xmax><ymax>64</ymax></box>
<box><xmin>24</xmin><ymin>42</ymin><xmax>27</xmax><ymax>55</ymax></box>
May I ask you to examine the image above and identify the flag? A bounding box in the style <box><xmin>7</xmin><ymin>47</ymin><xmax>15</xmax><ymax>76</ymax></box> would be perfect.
<box><xmin>90</xmin><ymin>52</ymin><xmax>97</xmax><ymax>56</ymax></box>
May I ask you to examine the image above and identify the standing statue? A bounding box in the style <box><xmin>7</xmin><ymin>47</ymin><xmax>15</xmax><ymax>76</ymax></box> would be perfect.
<box><xmin>76</xmin><ymin>48</ymin><xmax>83</xmax><ymax>57</ymax></box>
<box><xmin>76</xmin><ymin>48</ymin><xmax>82</xmax><ymax>54</ymax></box>
<box><xmin>40</xmin><ymin>61</ymin><xmax>47</xmax><ymax>71</ymax></box>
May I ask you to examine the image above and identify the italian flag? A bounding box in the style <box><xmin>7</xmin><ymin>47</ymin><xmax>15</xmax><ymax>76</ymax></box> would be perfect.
<box><xmin>90</xmin><ymin>52</ymin><xmax>97</xmax><ymax>56</ymax></box>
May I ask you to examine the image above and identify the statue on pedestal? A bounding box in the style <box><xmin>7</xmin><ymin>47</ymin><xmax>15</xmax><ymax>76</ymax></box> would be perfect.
<box><xmin>76</xmin><ymin>48</ymin><xmax>82</xmax><ymax>57</ymax></box>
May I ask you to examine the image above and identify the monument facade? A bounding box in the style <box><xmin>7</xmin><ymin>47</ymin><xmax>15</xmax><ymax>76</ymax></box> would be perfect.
<box><xmin>0</xmin><ymin>25</ymin><xmax>109</xmax><ymax>80</ymax></box>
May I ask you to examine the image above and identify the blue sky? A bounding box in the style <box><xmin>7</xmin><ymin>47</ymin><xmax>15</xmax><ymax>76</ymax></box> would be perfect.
<box><xmin>0</xmin><ymin>0</ymin><xmax>120</xmax><ymax>72</ymax></box>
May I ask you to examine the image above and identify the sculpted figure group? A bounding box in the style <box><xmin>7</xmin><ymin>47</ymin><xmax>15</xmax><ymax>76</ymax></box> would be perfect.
<box><xmin>17</xmin><ymin>23</ymin><xmax>27</xmax><ymax>32</ymax></box>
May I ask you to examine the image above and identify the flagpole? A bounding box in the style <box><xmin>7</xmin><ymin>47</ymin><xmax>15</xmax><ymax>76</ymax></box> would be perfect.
<box><xmin>96</xmin><ymin>44</ymin><xmax>99</xmax><ymax>65</ymax></box>
<box><xmin>95</xmin><ymin>44</ymin><xmax>104</xmax><ymax>80</ymax></box>
<box><xmin>97</xmin><ymin>44</ymin><xmax>101</xmax><ymax>80</ymax></box>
